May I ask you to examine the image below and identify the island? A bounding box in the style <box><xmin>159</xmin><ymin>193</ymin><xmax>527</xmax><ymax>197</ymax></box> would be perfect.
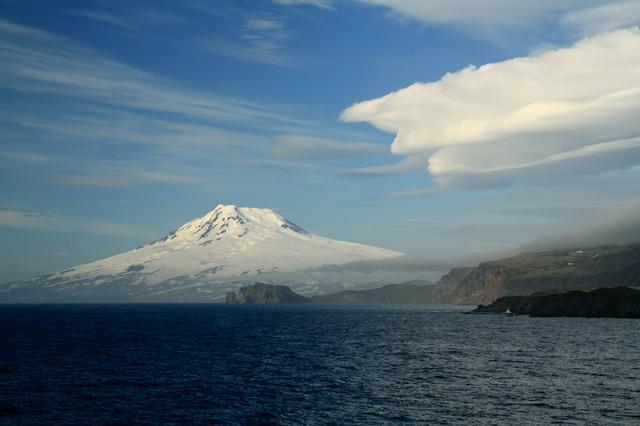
<box><xmin>225</xmin><ymin>282</ymin><xmax>310</xmax><ymax>304</ymax></box>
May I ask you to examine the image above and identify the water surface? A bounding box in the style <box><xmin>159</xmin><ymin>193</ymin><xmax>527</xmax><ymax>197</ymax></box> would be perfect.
<box><xmin>1</xmin><ymin>304</ymin><xmax>639</xmax><ymax>424</ymax></box>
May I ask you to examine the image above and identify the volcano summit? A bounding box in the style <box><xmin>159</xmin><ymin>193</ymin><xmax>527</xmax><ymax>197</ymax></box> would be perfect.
<box><xmin>0</xmin><ymin>205</ymin><xmax>401</xmax><ymax>302</ymax></box>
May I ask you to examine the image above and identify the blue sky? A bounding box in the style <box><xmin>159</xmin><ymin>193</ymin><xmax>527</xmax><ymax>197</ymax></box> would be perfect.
<box><xmin>1</xmin><ymin>0</ymin><xmax>639</xmax><ymax>282</ymax></box>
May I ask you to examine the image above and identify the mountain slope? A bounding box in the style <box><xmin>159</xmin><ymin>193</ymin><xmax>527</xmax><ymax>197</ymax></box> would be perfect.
<box><xmin>0</xmin><ymin>204</ymin><xmax>400</xmax><ymax>302</ymax></box>
<box><xmin>424</xmin><ymin>244</ymin><xmax>640</xmax><ymax>304</ymax></box>
<box><xmin>311</xmin><ymin>280</ymin><xmax>431</xmax><ymax>304</ymax></box>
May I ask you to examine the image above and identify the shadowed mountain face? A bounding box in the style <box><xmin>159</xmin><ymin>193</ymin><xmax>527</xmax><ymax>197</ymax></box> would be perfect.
<box><xmin>472</xmin><ymin>287</ymin><xmax>640</xmax><ymax>318</ymax></box>
<box><xmin>311</xmin><ymin>281</ymin><xmax>431</xmax><ymax>304</ymax></box>
<box><xmin>423</xmin><ymin>244</ymin><xmax>640</xmax><ymax>305</ymax></box>
<box><xmin>0</xmin><ymin>204</ymin><xmax>400</xmax><ymax>303</ymax></box>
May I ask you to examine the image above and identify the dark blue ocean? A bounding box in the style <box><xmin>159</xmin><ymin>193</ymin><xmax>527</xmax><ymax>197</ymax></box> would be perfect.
<box><xmin>1</xmin><ymin>304</ymin><xmax>639</xmax><ymax>425</ymax></box>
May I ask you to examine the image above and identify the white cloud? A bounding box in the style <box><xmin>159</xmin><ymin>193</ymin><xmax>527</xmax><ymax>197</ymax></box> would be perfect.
<box><xmin>0</xmin><ymin>143</ymin><xmax>220</xmax><ymax>188</ymax></box>
<box><xmin>1</xmin><ymin>103</ymin><xmax>265</xmax><ymax>155</ymax></box>
<box><xmin>390</xmin><ymin>187</ymin><xmax>444</xmax><ymax>197</ymax></box>
<box><xmin>203</xmin><ymin>15</ymin><xmax>294</xmax><ymax>66</ymax></box>
<box><xmin>561</xmin><ymin>1</ymin><xmax>640</xmax><ymax>36</ymax></box>
<box><xmin>0</xmin><ymin>19</ymin><xmax>302</xmax><ymax>129</ymax></box>
<box><xmin>0</xmin><ymin>210</ymin><xmax>158</xmax><ymax>238</ymax></box>
<box><xmin>354</xmin><ymin>1</ymin><xmax>640</xmax><ymax>38</ymax></box>
<box><xmin>341</xmin><ymin>29</ymin><xmax>640</xmax><ymax>187</ymax></box>
<box><xmin>0</xmin><ymin>18</ymin><xmax>312</xmax><ymax>187</ymax></box>
<box><xmin>341</xmin><ymin>156</ymin><xmax>425</xmax><ymax>176</ymax></box>
<box><xmin>48</xmin><ymin>170</ymin><xmax>202</xmax><ymax>188</ymax></box>
<box><xmin>356</xmin><ymin>0</ymin><xmax>563</xmax><ymax>26</ymax></box>
<box><xmin>76</xmin><ymin>9</ymin><xmax>191</xmax><ymax>33</ymax></box>
<box><xmin>271</xmin><ymin>134</ymin><xmax>385</xmax><ymax>161</ymax></box>
<box><xmin>273</xmin><ymin>0</ymin><xmax>332</xmax><ymax>8</ymax></box>
<box><xmin>74</xmin><ymin>11</ymin><xmax>139</xmax><ymax>32</ymax></box>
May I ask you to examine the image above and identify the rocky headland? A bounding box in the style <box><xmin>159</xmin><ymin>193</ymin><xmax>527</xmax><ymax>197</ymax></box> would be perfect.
<box><xmin>471</xmin><ymin>287</ymin><xmax>640</xmax><ymax>318</ymax></box>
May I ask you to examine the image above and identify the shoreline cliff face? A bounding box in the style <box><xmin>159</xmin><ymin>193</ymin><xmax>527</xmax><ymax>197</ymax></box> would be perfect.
<box><xmin>225</xmin><ymin>244</ymin><xmax>640</xmax><ymax>307</ymax></box>
<box><xmin>226</xmin><ymin>283</ymin><xmax>310</xmax><ymax>304</ymax></box>
<box><xmin>424</xmin><ymin>244</ymin><xmax>640</xmax><ymax>305</ymax></box>
<box><xmin>471</xmin><ymin>287</ymin><xmax>640</xmax><ymax>318</ymax></box>
<box><xmin>223</xmin><ymin>282</ymin><xmax>640</xmax><ymax>319</ymax></box>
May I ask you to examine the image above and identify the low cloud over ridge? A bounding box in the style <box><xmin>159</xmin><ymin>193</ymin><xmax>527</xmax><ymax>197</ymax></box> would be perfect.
<box><xmin>521</xmin><ymin>200</ymin><xmax>640</xmax><ymax>251</ymax></box>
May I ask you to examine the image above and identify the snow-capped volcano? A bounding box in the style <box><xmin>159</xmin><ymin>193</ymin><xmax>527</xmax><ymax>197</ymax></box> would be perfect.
<box><xmin>0</xmin><ymin>204</ymin><xmax>401</xmax><ymax>302</ymax></box>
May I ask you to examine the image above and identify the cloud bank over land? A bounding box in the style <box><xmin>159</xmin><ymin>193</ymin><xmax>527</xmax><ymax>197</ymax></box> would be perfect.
<box><xmin>313</xmin><ymin>199</ymin><xmax>640</xmax><ymax>277</ymax></box>
<box><xmin>312</xmin><ymin>251</ymin><xmax>509</xmax><ymax>274</ymax></box>
<box><xmin>341</xmin><ymin>28</ymin><xmax>640</xmax><ymax>187</ymax></box>
<box><xmin>522</xmin><ymin>200</ymin><xmax>640</xmax><ymax>251</ymax></box>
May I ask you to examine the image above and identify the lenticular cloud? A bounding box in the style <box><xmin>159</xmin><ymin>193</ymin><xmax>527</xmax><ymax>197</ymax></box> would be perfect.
<box><xmin>341</xmin><ymin>28</ymin><xmax>640</xmax><ymax>186</ymax></box>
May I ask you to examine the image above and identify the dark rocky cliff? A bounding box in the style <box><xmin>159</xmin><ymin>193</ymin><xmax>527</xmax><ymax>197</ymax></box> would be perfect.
<box><xmin>226</xmin><ymin>283</ymin><xmax>310</xmax><ymax>304</ymax></box>
<box><xmin>424</xmin><ymin>244</ymin><xmax>640</xmax><ymax>305</ymax></box>
<box><xmin>471</xmin><ymin>287</ymin><xmax>640</xmax><ymax>318</ymax></box>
